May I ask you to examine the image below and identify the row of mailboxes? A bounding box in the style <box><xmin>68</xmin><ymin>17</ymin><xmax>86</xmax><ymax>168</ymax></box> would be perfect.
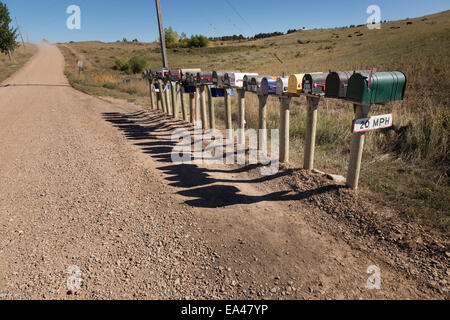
<box><xmin>143</xmin><ymin>68</ymin><xmax>407</xmax><ymax>104</ymax></box>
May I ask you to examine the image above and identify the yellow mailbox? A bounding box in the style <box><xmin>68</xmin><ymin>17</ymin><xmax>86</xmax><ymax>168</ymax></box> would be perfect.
<box><xmin>288</xmin><ymin>74</ymin><xmax>305</xmax><ymax>95</ymax></box>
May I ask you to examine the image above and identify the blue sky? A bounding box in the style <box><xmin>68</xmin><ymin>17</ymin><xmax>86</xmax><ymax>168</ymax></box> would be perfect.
<box><xmin>3</xmin><ymin>0</ymin><xmax>449</xmax><ymax>43</ymax></box>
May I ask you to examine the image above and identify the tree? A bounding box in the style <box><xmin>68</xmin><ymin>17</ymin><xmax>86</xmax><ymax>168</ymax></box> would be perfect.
<box><xmin>164</xmin><ymin>27</ymin><xmax>179</xmax><ymax>48</ymax></box>
<box><xmin>0</xmin><ymin>1</ymin><xmax>18</xmax><ymax>63</ymax></box>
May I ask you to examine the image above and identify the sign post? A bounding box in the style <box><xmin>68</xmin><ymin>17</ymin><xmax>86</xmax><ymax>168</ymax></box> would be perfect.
<box><xmin>347</xmin><ymin>104</ymin><xmax>371</xmax><ymax>190</ymax></box>
<box><xmin>77</xmin><ymin>60</ymin><xmax>83</xmax><ymax>74</ymax></box>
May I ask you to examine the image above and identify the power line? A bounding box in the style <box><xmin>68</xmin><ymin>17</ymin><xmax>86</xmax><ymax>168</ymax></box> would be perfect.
<box><xmin>224</xmin><ymin>0</ymin><xmax>255</xmax><ymax>34</ymax></box>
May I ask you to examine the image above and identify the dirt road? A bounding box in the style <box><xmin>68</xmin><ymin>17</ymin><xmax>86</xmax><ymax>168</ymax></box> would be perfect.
<box><xmin>0</xmin><ymin>44</ymin><xmax>444</xmax><ymax>299</ymax></box>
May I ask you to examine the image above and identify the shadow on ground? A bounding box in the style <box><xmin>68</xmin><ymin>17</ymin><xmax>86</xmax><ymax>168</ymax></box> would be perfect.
<box><xmin>102</xmin><ymin>110</ymin><xmax>342</xmax><ymax>208</ymax></box>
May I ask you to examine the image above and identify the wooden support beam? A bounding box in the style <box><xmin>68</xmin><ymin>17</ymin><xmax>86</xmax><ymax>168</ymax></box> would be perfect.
<box><xmin>189</xmin><ymin>93</ymin><xmax>195</xmax><ymax>123</ymax></box>
<box><xmin>157</xmin><ymin>80</ymin><xmax>165</xmax><ymax>112</ymax></box>
<box><xmin>180</xmin><ymin>87</ymin><xmax>187</xmax><ymax>121</ymax></box>
<box><xmin>224</xmin><ymin>89</ymin><xmax>233</xmax><ymax>140</ymax></box>
<box><xmin>170</xmin><ymin>81</ymin><xmax>178</xmax><ymax>118</ymax></box>
<box><xmin>303</xmin><ymin>96</ymin><xmax>320</xmax><ymax>171</ymax></box>
<box><xmin>148</xmin><ymin>80</ymin><xmax>155</xmax><ymax>110</ymax></box>
<box><xmin>257</xmin><ymin>95</ymin><xmax>268</xmax><ymax>151</ymax></box>
<box><xmin>164</xmin><ymin>82</ymin><xmax>172</xmax><ymax>115</ymax></box>
<box><xmin>347</xmin><ymin>104</ymin><xmax>371</xmax><ymax>190</ymax></box>
<box><xmin>207</xmin><ymin>85</ymin><xmax>215</xmax><ymax>129</ymax></box>
<box><xmin>238</xmin><ymin>89</ymin><xmax>246</xmax><ymax>144</ymax></box>
<box><xmin>279</xmin><ymin>97</ymin><xmax>291</xmax><ymax>163</ymax></box>
<box><xmin>200</xmin><ymin>85</ymin><xmax>208</xmax><ymax>129</ymax></box>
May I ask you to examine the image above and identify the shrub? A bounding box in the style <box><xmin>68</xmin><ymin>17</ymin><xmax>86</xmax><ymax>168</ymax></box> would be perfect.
<box><xmin>103</xmin><ymin>82</ymin><xmax>118</xmax><ymax>89</ymax></box>
<box><xmin>113</xmin><ymin>59</ymin><xmax>128</xmax><ymax>72</ymax></box>
<box><xmin>128</xmin><ymin>55</ymin><xmax>147</xmax><ymax>74</ymax></box>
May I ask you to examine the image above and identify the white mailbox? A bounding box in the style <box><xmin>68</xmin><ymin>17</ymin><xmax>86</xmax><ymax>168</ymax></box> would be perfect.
<box><xmin>223</xmin><ymin>72</ymin><xmax>258</xmax><ymax>88</ymax></box>
<box><xmin>276</xmin><ymin>76</ymin><xmax>289</xmax><ymax>96</ymax></box>
<box><xmin>212</xmin><ymin>70</ymin><xmax>240</xmax><ymax>87</ymax></box>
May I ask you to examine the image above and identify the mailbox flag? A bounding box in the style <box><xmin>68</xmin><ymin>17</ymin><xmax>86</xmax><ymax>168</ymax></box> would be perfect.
<box><xmin>368</xmin><ymin>67</ymin><xmax>377</xmax><ymax>88</ymax></box>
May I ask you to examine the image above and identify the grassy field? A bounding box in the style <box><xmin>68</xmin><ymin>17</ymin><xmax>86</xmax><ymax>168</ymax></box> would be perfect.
<box><xmin>57</xmin><ymin>11</ymin><xmax>450</xmax><ymax>231</ymax></box>
<box><xmin>0</xmin><ymin>43</ymin><xmax>37</xmax><ymax>83</ymax></box>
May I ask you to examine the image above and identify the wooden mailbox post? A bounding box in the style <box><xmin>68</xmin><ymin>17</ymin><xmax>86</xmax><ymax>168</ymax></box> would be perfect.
<box><xmin>303</xmin><ymin>95</ymin><xmax>320</xmax><ymax>171</ymax></box>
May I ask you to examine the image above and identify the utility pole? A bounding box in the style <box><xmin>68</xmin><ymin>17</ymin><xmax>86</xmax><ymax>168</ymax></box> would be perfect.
<box><xmin>15</xmin><ymin>17</ymin><xmax>26</xmax><ymax>49</ymax></box>
<box><xmin>155</xmin><ymin>0</ymin><xmax>168</xmax><ymax>68</ymax></box>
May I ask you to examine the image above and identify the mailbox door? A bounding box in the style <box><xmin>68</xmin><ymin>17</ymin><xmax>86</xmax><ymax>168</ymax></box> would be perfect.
<box><xmin>168</xmin><ymin>69</ymin><xmax>181</xmax><ymax>82</ymax></box>
<box><xmin>199</xmin><ymin>72</ymin><xmax>213</xmax><ymax>84</ymax></box>
<box><xmin>288</xmin><ymin>74</ymin><xmax>304</xmax><ymax>95</ymax></box>
<box><xmin>276</xmin><ymin>77</ymin><xmax>289</xmax><ymax>96</ymax></box>
<box><xmin>261</xmin><ymin>77</ymin><xmax>277</xmax><ymax>95</ymax></box>
<box><xmin>303</xmin><ymin>73</ymin><xmax>328</xmax><ymax>95</ymax></box>
<box><xmin>346</xmin><ymin>72</ymin><xmax>407</xmax><ymax>104</ymax></box>
<box><xmin>326</xmin><ymin>71</ymin><xmax>351</xmax><ymax>98</ymax></box>
<box><xmin>243</xmin><ymin>75</ymin><xmax>250</xmax><ymax>91</ymax></box>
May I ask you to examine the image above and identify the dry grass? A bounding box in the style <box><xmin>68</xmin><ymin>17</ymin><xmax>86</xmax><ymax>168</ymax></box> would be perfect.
<box><xmin>0</xmin><ymin>43</ymin><xmax>37</xmax><ymax>83</ymax></box>
<box><xmin>58</xmin><ymin>11</ymin><xmax>450</xmax><ymax>230</ymax></box>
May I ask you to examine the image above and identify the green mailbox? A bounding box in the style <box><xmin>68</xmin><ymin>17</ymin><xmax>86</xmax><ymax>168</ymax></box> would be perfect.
<box><xmin>346</xmin><ymin>71</ymin><xmax>407</xmax><ymax>104</ymax></box>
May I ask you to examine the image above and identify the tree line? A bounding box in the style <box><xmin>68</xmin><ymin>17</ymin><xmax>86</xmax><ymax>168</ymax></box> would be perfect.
<box><xmin>0</xmin><ymin>1</ymin><xmax>18</xmax><ymax>63</ymax></box>
<box><xmin>164</xmin><ymin>27</ymin><xmax>209</xmax><ymax>48</ymax></box>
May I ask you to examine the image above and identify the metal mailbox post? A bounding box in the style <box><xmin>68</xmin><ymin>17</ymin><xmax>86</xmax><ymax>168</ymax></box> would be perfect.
<box><xmin>345</xmin><ymin>71</ymin><xmax>407</xmax><ymax>189</ymax></box>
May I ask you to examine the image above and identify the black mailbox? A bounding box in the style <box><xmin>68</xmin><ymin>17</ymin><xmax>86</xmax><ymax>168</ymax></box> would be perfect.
<box><xmin>325</xmin><ymin>70</ymin><xmax>369</xmax><ymax>98</ymax></box>
<box><xmin>243</xmin><ymin>75</ymin><xmax>251</xmax><ymax>91</ymax></box>
<box><xmin>302</xmin><ymin>73</ymin><xmax>328</xmax><ymax>95</ymax></box>
<box><xmin>196</xmin><ymin>71</ymin><xmax>213</xmax><ymax>85</ymax></box>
